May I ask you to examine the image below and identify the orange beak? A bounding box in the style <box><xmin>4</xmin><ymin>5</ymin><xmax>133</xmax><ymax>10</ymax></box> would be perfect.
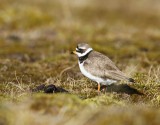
<box><xmin>71</xmin><ymin>50</ymin><xmax>77</xmax><ymax>54</ymax></box>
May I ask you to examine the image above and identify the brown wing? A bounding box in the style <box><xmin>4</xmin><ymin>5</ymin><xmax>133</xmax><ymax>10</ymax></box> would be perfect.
<box><xmin>84</xmin><ymin>51</ymin><xmax>129</xmax><ymax>81</ymax></box>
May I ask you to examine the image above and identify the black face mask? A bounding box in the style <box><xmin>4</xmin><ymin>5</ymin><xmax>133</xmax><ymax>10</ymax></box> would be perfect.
<box><xmin>76</xmin><ymin>48</ymin><xmax>85</xmax><ymax>54</ymax></box>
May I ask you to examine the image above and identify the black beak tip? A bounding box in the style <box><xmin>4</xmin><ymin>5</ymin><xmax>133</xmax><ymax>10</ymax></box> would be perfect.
<box><xmin>71</xmin><ymin>51</ymin><xmax>74</xmax><ymax>54</ymax></box>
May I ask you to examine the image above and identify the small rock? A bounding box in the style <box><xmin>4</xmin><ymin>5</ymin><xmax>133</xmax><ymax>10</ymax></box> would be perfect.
<box><xmin>32</xmin><ymin>84</ymin><xmax>68</xmax><ymax>94</ymax></box>
<box><xmin>32</xmin><ymin>84</ymin><xmax>45</xmax><ymax>92</ymax></box>
<box><xmin>44</xmin><ymin>84</ymin><xmax>57</xmax><ymax>93</ymax></box>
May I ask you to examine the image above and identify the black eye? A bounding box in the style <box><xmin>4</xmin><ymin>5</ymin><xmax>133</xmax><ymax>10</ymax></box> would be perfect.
<box><xmin>76</xmin><ymin>48</ymin><xmax>85</xmax><ymax>53</ymax></box>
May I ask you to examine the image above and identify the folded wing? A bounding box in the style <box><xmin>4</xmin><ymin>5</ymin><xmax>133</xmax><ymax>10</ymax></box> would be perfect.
<box><xmin>84</xmin><ymin>51</ymin><xmax>130</xmax><ymax>82</ymax></box>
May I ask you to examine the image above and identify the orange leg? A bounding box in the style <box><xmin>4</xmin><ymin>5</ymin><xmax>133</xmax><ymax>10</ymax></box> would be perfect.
<box><xmin>98</xmin><ymin>83</ymin><xmax>100</xmax><ymax>92</ymax></box>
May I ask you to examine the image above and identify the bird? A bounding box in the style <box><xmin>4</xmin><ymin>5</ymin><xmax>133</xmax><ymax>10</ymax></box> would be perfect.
<box><xmin>72</xmin><ymin>43</ymin><xmax>135</xmax><ymax>92</ymax></box>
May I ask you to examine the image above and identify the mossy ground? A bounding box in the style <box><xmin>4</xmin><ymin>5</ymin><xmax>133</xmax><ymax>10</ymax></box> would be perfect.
<box><xmin>0</xmin><ymin>0</ymin><xmax>160</xmax><ymax>125</ymax></box>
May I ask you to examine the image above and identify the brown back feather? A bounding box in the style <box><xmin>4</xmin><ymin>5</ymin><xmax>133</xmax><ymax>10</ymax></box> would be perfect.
<box><xmin>83</xmin><ymin>51</ymin><xmax>129</xmax><ymax>81</ymax></box>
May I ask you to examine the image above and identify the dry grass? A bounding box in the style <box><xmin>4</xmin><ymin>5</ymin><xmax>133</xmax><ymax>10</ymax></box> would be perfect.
<box><xmin>0</xmin><ymin>0</ymin><xmax>160</xmax><ymax>125</ymax></box>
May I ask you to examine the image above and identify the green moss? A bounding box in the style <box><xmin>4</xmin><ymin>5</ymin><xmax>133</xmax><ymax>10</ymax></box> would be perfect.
<box><xmin>30</xmin><ymin>93</ymin><xmax>84</xmax><ymax>112</ymax></box>
<box><xmin>85</xmin><ymin>94</ymin><xmax>125</xmax><ymax>106</ymax></box>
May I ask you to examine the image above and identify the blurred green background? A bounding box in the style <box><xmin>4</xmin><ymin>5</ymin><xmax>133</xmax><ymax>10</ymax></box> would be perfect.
<box><xmin>0</xmin><ymin>0</ymin><xmax>160</xmax><ymax>125</ymax></box>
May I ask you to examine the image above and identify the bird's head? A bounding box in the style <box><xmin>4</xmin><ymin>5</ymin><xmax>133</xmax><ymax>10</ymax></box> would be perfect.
<box><xmin>72</xmin><ymin>43</ymin><xmax>93</xmax><ymax>57</ymax></box>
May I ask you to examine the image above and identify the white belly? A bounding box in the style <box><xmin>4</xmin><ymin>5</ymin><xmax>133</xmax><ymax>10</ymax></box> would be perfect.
<box><xmin>78</xmin><ymin>62</ymin><xmax>117</xmax><ymax>85</ymax></box>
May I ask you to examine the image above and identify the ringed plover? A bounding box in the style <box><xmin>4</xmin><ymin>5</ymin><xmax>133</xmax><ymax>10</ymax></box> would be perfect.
<box><xmin>72</xmin><ymin>43</ymin><xmax>135</xmax><ymax>92</ymax></box>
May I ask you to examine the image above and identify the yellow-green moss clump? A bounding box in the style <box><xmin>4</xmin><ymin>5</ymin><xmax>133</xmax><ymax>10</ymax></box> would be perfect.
<box><xmin>1</xmin><ymin>94</ymin><xmax>160</xmax><ymax>125</ymax></box>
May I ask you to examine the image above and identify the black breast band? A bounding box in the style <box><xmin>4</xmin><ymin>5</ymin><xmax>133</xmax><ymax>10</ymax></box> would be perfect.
<box><xmin>79</xmin><ymin>51</ymin><xmax>92</xmax><ymax>63</ymax></box>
